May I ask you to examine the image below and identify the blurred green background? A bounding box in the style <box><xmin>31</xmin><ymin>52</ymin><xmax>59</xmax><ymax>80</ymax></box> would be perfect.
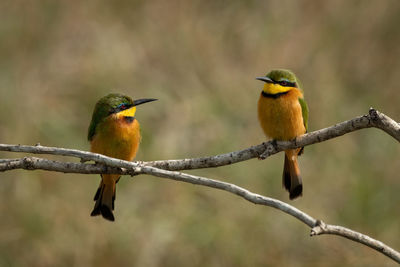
<box><xmin>0</xmin><ymin>0</ymin><xmax>399</xmax><ymax>266</ymax></box>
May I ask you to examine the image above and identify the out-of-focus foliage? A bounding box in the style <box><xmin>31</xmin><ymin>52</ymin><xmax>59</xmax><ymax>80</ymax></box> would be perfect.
<box><xmin>0</xmin><ymin>0</ymin><xmax>399</xmax><ymax>266</ymax></box>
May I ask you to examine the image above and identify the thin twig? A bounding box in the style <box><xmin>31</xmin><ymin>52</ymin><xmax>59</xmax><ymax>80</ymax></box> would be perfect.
<box><xmin>311</xmin><ymin>220</ymin><xmax>400</xmax><ymax>262</ymax></box>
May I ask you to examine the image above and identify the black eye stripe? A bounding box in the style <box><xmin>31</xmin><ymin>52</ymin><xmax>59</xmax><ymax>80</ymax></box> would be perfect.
<box><xmin>270</xmin><ymin>79</ymin><xmax>296</xmax><ymax>87</ymax></box>
<box><xmin>109</xmin><ymin>103</ymin><xmax>134</xmax><ymax>114</ymax></box>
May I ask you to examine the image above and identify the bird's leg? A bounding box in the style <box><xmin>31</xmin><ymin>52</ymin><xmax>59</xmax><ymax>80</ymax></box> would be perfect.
<box><xmin>292</xmin><ymin>136</ymin><xmax>304</xmax><ymax>155</ymax></box>
<box><xmin>258</xmin><ymin>139</ymin><xmax>278</xmax><ymax>160</ymax></box>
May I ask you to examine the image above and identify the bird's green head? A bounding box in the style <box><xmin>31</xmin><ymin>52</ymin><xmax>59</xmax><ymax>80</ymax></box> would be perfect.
<box><xmin>256</xmin><ymin>69</ymin><xmax>300</xmax><ymax>95</ymax></box>
<box><xmin>88</xmin><ymin>93</ymin><xmax>157</xmax><ymax>140</ymax></box>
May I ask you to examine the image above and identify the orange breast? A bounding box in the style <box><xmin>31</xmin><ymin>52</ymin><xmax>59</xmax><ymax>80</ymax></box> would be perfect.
<box><xmin>257</xmin><ymin>88</ymin><xmax>306</xmax><ymax>141</ymax></box>
<box><xmin>90</xmin><ymin>115</ymin><xmax>141</xmax><ymax>161</ymax></box>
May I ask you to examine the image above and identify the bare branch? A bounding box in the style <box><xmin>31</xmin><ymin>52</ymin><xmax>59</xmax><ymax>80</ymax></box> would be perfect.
<box><xmin>0</xmin><ymin>156</ymin><xmax>316</xmax><ymax>227</ymax></box>
<box><xmin>0</xmin><ymin>157</ymin><xmax>128</xmax><ymax>174</ymax></box>
<box><xmin>143</xmin><ymin>108</ymin><xmax>399</xmax><ymax>170</ymax></box>
<box><xmin>0</xmin><ymin>108</ymin><xmax>399</xmax><ymax>263</ymax></box>
<box><xmin>1</xmin><ymin>109</ymin><xmax>397</xmax><ymax>172</ymax></box>
<box><xmin>0</xmin><ymin>143</ymin><xmax>141</xmax><ymax>169</ymax></box>
<box><xmin>311</xmin><ymin>220</ymin><xmax>400</xmax><ymax>262</ymax></box>
<box><xmin>0</xmin><ymin>156</ymin><xmax>399</xmax><ymax>263</ymax></box>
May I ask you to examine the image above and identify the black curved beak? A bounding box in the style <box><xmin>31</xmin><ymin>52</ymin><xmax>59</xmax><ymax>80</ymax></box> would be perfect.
<box><xmin>133</xmin><ymin>98</ymin><xmax>158</xmax><ymax>106</ymax></box>
<box><xmin>256</xmin><ymin>77</ymin><xmax>273</xmax><ymax>83</ymax></box>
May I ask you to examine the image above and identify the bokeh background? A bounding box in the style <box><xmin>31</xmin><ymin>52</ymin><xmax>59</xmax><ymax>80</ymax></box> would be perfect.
<box><xmin>0</xmin><ymin>0</ymin><xmax>399</xmax><ymax>266</ymax></box>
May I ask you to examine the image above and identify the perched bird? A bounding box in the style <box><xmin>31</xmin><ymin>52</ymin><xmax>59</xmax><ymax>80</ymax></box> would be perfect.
<box><xmin>88</xmin><ymin>93</ymin><xmax>157</xmax><ymax>221</ymax></box>
<box><xmin>257</xmin><ymin>70</ymin><xmax>308</xmax><ymax>199</ymax></box>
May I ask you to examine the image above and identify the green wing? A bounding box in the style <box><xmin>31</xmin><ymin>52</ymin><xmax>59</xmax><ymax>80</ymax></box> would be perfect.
<box><xmin>88</xmin><ymin>117</ymin><xmax>98</xmax><ymax>141</ymax></box>
<box><xmin>298</xmin><ymin>97</ymin><xmax>309</xmax><ymax>132</ymax></box>
<box><xmin>87</xmin><ymin>102</ymin><xmax>109</xmax><ymax>141</ymax></box>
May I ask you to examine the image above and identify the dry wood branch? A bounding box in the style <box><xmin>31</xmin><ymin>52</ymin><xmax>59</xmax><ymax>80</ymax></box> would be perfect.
<box><xmin>0</xmin><ymin>156</ymin><xmax>316</xmax><ymax>227</ymax></box>
<box><xmin>143</xmin><ymin>108</ymin><xmax>400</xmax><ymax>171</ymax></box>
<box><xmin>0</xmin><ymin>108</ymin><xmax>399</xmax><ymax>263</ymax></box>
<box><xmin>1</xmin><ymin>109</ymin><xmax>398</xmax><ymax>172</ymax></box>
<box><xmin>0</xmin><ymin>143</ymin><xmax>142</xmax><ymax>169</ymax></box>
<box><xmin>0</xmin><ymin>157</ymin><xmax>127</xmax><ymax>174</ymax></box>
<box><xmin>0</xmin><ymin>156</ymin><xmax>399</xmax><ymax>262</ymax></box>
<box><xmin>311</xmin><ymin>220</ymin><xmax>400</xmax><ymax>262</ymax></box>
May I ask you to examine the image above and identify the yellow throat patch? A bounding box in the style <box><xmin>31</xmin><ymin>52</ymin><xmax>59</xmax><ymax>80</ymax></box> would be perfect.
<box><xmin>263</xmin><ymin>83</ymin><xmax>294</xmax><ymax>95</ymax></box>
<box><xmin>116</xmin><ymin>106</ymin><xmax>136</xmax><ymax>118</ymax></box>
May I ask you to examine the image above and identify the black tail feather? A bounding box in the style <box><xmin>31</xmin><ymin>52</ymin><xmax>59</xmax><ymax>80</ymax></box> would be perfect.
<box><xmin>90</xmin><ymin>182</ymin><xmax>115</xmax><ymax>221</ymax></box>
<box><xmin>100</xmin><ymin>205</ymin><xmax>115</xmax><ymax>221</ymax></box>
<box><xmin>282</xmin><ymin>153</ymin><xmax>303</xmax><ymax>200</ymax></box>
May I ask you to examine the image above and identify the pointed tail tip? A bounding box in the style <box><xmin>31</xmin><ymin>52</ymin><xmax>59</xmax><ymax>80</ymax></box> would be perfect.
<box><xmin>90</xmin><ymin>207</ymin><xmax>101</xmax><ymax>217</ymax></box>
<box><xmin>90</xmin><ymin>206</ymin><xmax>115</xmax><ymax>221</ymax></box>
<box><xmin>289</xmin><ymin>185</ymin><xmax>303</xmax><ymax>200</ymax></box>
<box><xmin>100</xmin><ymin>205</ymin><xmax>115</xmax><ymax>221</ymax></box>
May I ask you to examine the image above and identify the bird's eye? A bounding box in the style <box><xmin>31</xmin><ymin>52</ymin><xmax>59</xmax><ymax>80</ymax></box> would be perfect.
<box><xmin>280</xmin><ymin>81</ymin><xmax>288</xmax><ymax>86</ymax></box>
<box><xmin>117</xmin><ymin>103</ymin><xmax>126</xmax><ymax>109</ymax></box>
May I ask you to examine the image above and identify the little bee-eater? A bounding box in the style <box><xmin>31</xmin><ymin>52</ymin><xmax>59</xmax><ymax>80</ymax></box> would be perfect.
<box><xmin>88</xmin><ymin>93</ymin><xmax>157</xmax><ymax>221</ymax></box>
<box><xmin>257</xmin><ymin>69</ymin><xmax>308</xmax><ymax>199</ymax></box>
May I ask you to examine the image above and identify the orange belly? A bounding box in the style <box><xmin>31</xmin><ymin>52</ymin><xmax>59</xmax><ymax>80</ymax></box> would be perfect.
<box><xmin>90</xmin><ymin>115</ymin><xmax>141</xmax><ymax>161</ymax></box>
<box><xmin>257</xmin><ymin>88</ymin><xmax>306</xmax><ymax>140</ymax></box>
